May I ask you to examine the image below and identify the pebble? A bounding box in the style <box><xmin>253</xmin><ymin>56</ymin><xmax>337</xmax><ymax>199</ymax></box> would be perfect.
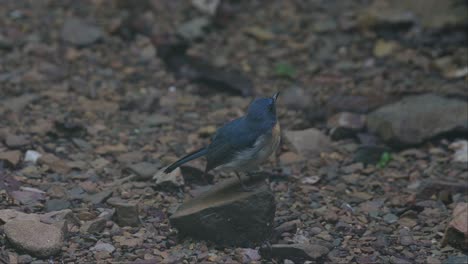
<box><xmin>383</xmin><ymin>213</ymin><xmax>399</xmax><ymax>224</ymax></box>
<box><xmin>24</xmin><ymin>150</ymin><xmax>42</xmax><ymax>164</ymax></box>
<box><xmin>61</xmin><ymin>17</ymin><xmax>102</xmax><ymax>46</ymax></box>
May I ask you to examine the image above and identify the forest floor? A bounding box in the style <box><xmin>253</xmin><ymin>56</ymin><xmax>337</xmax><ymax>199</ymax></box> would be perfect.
<box><xmin>0</xmin><ymin>0</ymin><xmax>467</xmax><ymax>263</ymax></box>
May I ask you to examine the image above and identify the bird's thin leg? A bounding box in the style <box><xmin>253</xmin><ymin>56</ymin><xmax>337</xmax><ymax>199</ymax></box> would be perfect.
<box><xmin>235</xmin><ymin>171</ymin><xmax>254</xmax><ymax>192</ymax></box>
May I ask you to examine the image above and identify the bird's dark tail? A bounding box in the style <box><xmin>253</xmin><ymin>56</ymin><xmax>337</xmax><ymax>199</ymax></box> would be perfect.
<box><xmin>164</xmin><ymin>147</ymin><xmax>208</xmax><ymax>173</ymax></box>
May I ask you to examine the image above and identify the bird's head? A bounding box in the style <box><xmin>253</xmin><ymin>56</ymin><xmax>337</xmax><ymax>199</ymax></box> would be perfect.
<box><xmin>246</xmin><ymin>92</ymin><xmax>280</xmax><ymax>122</ymax></box>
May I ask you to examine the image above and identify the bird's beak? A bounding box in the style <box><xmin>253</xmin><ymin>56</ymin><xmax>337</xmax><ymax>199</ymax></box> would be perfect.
<box><xmin>272</xmin><ymin>92</ymin><xmax>280</xmax><ymax>102</ymax></box>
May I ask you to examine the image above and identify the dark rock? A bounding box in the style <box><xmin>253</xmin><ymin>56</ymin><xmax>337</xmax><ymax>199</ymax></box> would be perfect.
<box><xmin>156</xmin><ymin>40</ymin><xmax>253</xmax><ymax>96</ymax></box>
<box><xmin>367</xmin><ymin>94</ymin><xmax>468</xmax><ymax>147</ymax></box>
<box><xmin>354</xmin><ymin>145</ymin><xmax>390</xmax><ymax>165</ymax></box>
<box><xmin>444</xmin><ymin>255</ymin><xmax>468</xmax><ymax>264</ymax></box>
<box><xmin>45</xmin><ymin>199</ymin><xmax>71</xmax><ymax>212</ymax></box>
<box><xmin>327</xmin><ymin>112</ymin><xmax>366</xmax><ymax>140</ymax></box>
<box><xmin>61</xmin><ymin>17</ymin><xmax>102</xmax><ymax>46</ymax></box>
<box><xmin>170</xmin><ymin>175</ymin><xmax>275</xmax><ymax>246</ymax></box>
<box><xmin>261</xmin><ymin>243</ymin><xmax>329</xmax><ymax>262</ymax></box>
<box><xmin>80</xmin><ymin>217</ymin><xmax>107</xmax><ymax>234</ymax></box>
<box><xmin>107</xmin><ymin>198</ymin><xmax>140</xmax><ymax>227</ymax></box>
<box><xmin>416</xmin><ymin>180</ymin><xmax>468</xmax><ymax>201</ymax></box>
<box><xmin>4</xmin><ymin>220</ymin><xmax>64</xmax><ymax>258</ymax></box>
<box><xmin>83</xmin><ymin>190</ymin><xmax>113</xmax><ymax>205</ymax></box>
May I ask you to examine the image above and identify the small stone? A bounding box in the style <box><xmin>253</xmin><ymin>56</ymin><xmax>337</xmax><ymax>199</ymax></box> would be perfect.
<box><xmin>261</xmin><ymin>243</ymin><xmax>329</xmax><ymax>262</ymax></box>
<box><xmin>192</xmin><ymin>0</ymin><xmax>220</xmax><ymax>15</ymax></box>
<box><xmin>5</xmin><ymin>134</ymin><xmax>29</xmax><ymax>148</ymax></box>
<box><xmin>90</xmin><ymin>241</ymin><xmax>116</xmax><ymax>253</ymax></box>
<box><xmin>116</xmin><ymin>151</ymin><xmax>144</xmax><ymax>165</ymax></box>
<box><xmin>61</xmin><ymin>17</ymin><xmax>102</xmax><ymax>46</ymax></box>
<box><xmin>107</xmin><ymin>198</ymin><xmax>140</xmax><ymax>227</ymax></box>
<box><xmin>80</xmin><ymin>217</ymin><xmax>107</xmax><ymax>234</ymax></box>
<box><xmin>4</xmin><ymin>220</ymin><xmax>63</xmax><ymax>257</ymax></box>
<box><xmin>24</xmin><ymin>150</ymin><xmax>42</xmax><ymax>164</ymax></box>
<box><xmin>126</xmin><ymin>162</ymin><xmax>160</xmax><ymax>181</ymax></box>
<box><xmin>383</xmin><ymin>213</ymin><xmax>399</xmax><ymax>224</ymax></box>
<box><xmin>239</xmin><ymin>248</ymin><xmax>261</xmax><ymax>263</ymax></box>
<box><xmin>245</xmin><ymin>26</ymin><xmax>275</xmax><ymax>41</ymax></box>
<box><xmin>45</xmin><ymin>199</ymin><xmax>71</xmax><ymax>212</ymax></box>
<box><xmin>10</xmin><ymin>190</ymin><xmax>45</xmax><ymax>205</ymax></box>
<box><xmin>17</xmin><ymin>254</ymin><xmax>33</xmax><ymax>264</ymax></box>
<box><xmin>449</xmin><ymin>140</ymin><xmax>468</xmax><ymax>163</ymax></box>
<box><xmin>373</xmin><ymin>39</ymin><xmax>399</xmax><ymax>58</ymax></box>
<box><xmin>327</xmin><ymin>112</ymin><xmax>366</xmax><ymax>140</ymax></box>
<box><xmin>153</xmin><ymin>167</ymin><xmax>184</xmax><ymax>187</ymax></box>
<box><xmin>284</xmin><ymin>128</ymin><xmax>332</xmax><ymax>158</ymax></box>
<box><xmin>83</xmin><ymin>190</ymin><xmax>113</xmax><ymax>205</ymax></box>
<box><xmin>177</xmin><ymin>17</ymin><xmax>210</xmax><ymax>41</ymax></box>
<box><xmin>301</xmin><ymin>176</ymin><xmax>321</xmax><ymax>185</ymax></box>
<box><xmin>399</xmin><ymin>228</ymin><xmax>414</xmax><ymax>246</ymax></box>
<box><xmin>0</xmin><ymin>150</ymin><xmax>21</xmax><ymax>167</ymax></box>
<box><xmin>38</xmin><ymin>153</ymin><xmax>71</xmax><ymax>174</ymax></box>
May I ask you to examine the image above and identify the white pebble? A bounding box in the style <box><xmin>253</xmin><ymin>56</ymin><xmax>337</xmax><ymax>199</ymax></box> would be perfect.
<box><xmin>24</xmin><ymin>150</ymin><xmax>42</xmax><ymax>164</ymax></box>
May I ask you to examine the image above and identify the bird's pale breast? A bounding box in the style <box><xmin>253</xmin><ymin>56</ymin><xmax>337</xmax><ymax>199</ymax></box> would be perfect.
<box><xmin>221</xmin><ymin>121</ymin><xmax>280</xmax><ymax>171</ymax></box>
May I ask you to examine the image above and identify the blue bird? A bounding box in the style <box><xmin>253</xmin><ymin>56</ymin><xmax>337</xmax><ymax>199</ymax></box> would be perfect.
<box><xmin>164</xmin><ymin>92</ymin><xmax>281</xmax><ymax>190</ymax></box>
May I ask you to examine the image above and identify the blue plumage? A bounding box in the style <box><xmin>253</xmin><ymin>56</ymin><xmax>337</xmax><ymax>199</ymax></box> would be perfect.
<box><xmin>164</xmin><ymin>92</ymin><xmax>281</xmax><ymax>189</ymax></box>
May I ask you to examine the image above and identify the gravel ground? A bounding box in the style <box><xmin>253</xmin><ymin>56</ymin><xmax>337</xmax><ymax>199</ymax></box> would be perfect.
<box><xmin>0</xmin><ymin>0</ymin><xmax>467</xmax><ymax>263</ymax></box>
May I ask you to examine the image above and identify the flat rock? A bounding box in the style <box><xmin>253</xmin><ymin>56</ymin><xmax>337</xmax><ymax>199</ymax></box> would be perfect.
<box><xmin>260</xmin><ymin>243</ymin><xmax>329</xmax><ymax>262</ymax></box>
<box><xmin>80</xmin><ymin>217</ymin><xmax>107</xmax><ymax>234</ymax></box>
<box><xmin>5</xmin><ymin>134</ymin><xmax>29</xmax><ymax>148</ymax></box>
<box><xmin>4</xmin><ymin>219</ymin><xmax>64</xmax><ymax>258</ymax></box>
<box><xmin>170</xmin><ymin>174</ymin><xmax>275</xmax><ymax>246</ymax></box>
<box><xmin>359</xmin><ymin>0</ymin><xmax>468</xmax><ymax>29</ymax></box>
<box><xmin>0</xmin><ymin>150</ymin><xmax>21</xmax><ymax>167</ymax></box>
<box><xmin>367</xmin><ymin>94</ymin><xmax>468</xmax><ymax>147</ymax></box>
<box><xmin>284</xmin><ymin>128</ymin><xmax>332</xmax><ymax>158</ymax></box>
<box><xmin>126</xmin><ymin>162</ymin><xmax>160</xmax><ymax>181</ymax></box>
<box><xmin>61</xmin><ymin>17</ymin><xmax>102</xmax><ymax>46</ymax></box>
<box><xmin>45</xmin><ymin>199</ymin><xmax>71</xmax><ymax>212</ymax></box>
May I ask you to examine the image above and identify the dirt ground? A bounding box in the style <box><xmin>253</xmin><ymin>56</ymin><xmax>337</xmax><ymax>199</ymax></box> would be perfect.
<box><xmin>0</xmin><ymin>0</ymin><xmax>467</xmax><ymax>263</ymax></box>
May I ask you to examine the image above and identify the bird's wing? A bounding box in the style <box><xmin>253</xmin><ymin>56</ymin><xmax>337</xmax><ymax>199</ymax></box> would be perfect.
<box><xmin>205</xmin><ymin>117</ymin><xmax>261</xmax><ymax>171</ymax></box>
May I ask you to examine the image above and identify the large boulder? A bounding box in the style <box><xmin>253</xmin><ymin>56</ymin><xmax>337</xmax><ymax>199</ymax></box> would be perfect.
<box><xmin>170</xmin><ymin>173</ymin><xmax>275</xmax><ymax>247</ymax></box>
<box><xmin>367</xmin><ymin>94</ymin><xmax>467</xmax><ymax>147</ymax></box>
